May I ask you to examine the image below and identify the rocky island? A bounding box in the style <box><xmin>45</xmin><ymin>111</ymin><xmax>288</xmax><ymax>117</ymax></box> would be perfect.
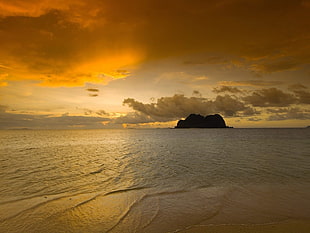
<box><xmin>175</xmin><ymin>114</ymin><xmax>231</xmax><ymax>128</ymax></box>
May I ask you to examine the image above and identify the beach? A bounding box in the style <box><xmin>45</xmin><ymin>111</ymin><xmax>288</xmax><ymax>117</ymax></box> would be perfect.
<box><xmin>0</xmin><ymin>128</ymin><xmax>309</xmax><ymax>232</ymax></box>
<box><xmin>180</xmin><ymin>220</ymin><xmax>310</xmax><ymax>233</ymax></box>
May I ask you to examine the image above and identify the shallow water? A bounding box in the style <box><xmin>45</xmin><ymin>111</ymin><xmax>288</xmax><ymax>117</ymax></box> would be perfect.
<box><xmin>0</xmin><ymin>128</ymin><xmax>309</xmax><ymax>232</ymax></box>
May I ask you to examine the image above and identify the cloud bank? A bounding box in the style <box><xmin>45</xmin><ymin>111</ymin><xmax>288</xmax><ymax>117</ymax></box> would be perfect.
<box><xmin>0</xmin><ymin>106</ymin><xmax>110</xmax><ymax>129</ymax></box>
<box><xmin>0</xmin><ymin>0</ymin><xmax>309</xmax><ymax>87</ymax></box>
<box><xmin>1</xmin><ymin>85</ymin><xmax>309</xmax><ymax>128</ymax></box>
<box><xmin>120</xmin><ymin>86</ymin><xmax>310</xmax><ymax>124</ymax></box>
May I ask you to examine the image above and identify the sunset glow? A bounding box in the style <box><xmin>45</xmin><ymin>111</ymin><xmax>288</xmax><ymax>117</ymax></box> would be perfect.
<box><xmin>0</xmin><ymin>0</ymin><xmax>309</xmax><ymax>129</ymax></box>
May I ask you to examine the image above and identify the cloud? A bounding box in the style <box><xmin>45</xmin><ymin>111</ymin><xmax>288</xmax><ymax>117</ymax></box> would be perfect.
<box><xmin>82</xmin><ymin>108</ymin><xmax>109</xmax><ymax>116</ymax></box>
<box><xmin>0</xmin><ymin>109</ymin><xmax>110</xmax><ymax>129</ymax></box>
<box><xmin>96</xmin><ymin>110</ymin><xmax>109</xmax><ymax>116</ymax></box>
<box><xmin>213</xmin><ymin>95</ymin><xmax>252</xmax><ymax>116</ymax></box>
<box><xmin>249</xmin><ymin>59</ymin><xmax>301</xmax><ymax>74</ymax></box>
<box><xmin>267</xmin><ymin>107</ymin><xmax>310</xmax><ymax>121</ymax></box>
<box><xmin>288</xmin><ymin>84</ymin><xmax>308</xmax><ymax>91</ymax></box>
<box><xmin>213</xmin><ymin>86</ymin><xmax>242</xmax><ymax>94</ymax></box>
<box><xmin>266</xmin><ymin>108</ymin><xmax>291</xmax><ymax>114</ymax></box>
<box><xmin>0</xmin><ymin>0</ymin><xmax>309</xmax><ymax>87</ymax></box>
<box><xmin>218</xmin><ymin>80</ymin><xmax>283</xmax><ymax>87</ymax></box>
<box><xmin>241</xmin><ymin>86</ymin><xmax>310</xmax><ymax>107</ymax></box>
<box><xmin>120</xmin><ymin>86</ymin><xmax>310</xmax><ymax>125</ymax></box>
<box><xmin>0</xmin><ymin>0</ymin><xmax>67</xmax><ymax>17</ymax></box>
<box><xmin>243</xmin><ymin>107</ymin><xmax>260</xmax><ymax>116</ymax></box>
<box><xmin>86</xmin><ymin>88</ymin><xmax>99</xmax><ymax>92</ymax></box>
<box><xmin>287</xmin><ymin>85</ymin><xmax>310</xmax><ymax>104</ymax></box>
<box><xmin>243</xmin><ymin>88</ymin><xmax>297</xmax><ymax>107</ymax></box>
<box><xmin>293</xmin><ymin>90</ymin><xmax>310</xmax><ymax>104</ymax></box>
<box><xmin>86</xmin><ymin>88</ymin><xmax>99</xmax><ymax>97</ymax></box>
<box><xmin>192</xmin><ymin>90</ymin><xmax>202</xmax><ymax>97</ymax></box>
<box><xmin>0</xmin><ymin>5</ymin><xmax>142</xmax><ymax>87</ymax></box>
<box><xmin>247</xmin><ymin>117</ymin><xmax>263</xmax><ymax>122</ymax></box>
<box><xmin>123</xmin><ymin>95</ymin><xmax>213</xmax><ymax>121</ymax></box>
<box><xmin>0</xmin><ymin>0</ymin><xmax>103</xmax><ymax>27</ymax></box>
<box><xmin>113</xmin><ymin>112</ymin><xmax>155</xmax><ymax>124</ymax></box>
<box><xmin>122</xmin><ymin>93</ymin><xmax>256</xmax><ymax>124</ymax></box>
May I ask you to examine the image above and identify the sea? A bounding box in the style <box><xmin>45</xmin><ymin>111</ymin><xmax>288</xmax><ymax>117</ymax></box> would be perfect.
<box><xmin>0</xmin><ymin>128</ymin><xmax>309</xmax><ymax>233</ymax></box>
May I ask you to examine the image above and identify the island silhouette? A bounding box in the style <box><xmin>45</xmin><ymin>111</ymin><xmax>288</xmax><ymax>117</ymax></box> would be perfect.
<box><xmin>175</xmin><ymin>114</ymin><xmax>231</xmax><ymax>128</ymax></box>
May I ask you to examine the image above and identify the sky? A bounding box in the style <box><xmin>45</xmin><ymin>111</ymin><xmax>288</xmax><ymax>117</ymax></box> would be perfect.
<box><xmin>0</xmin><ymin>0</ymin><xmax>309</xmax><ymax>129</ymax></box>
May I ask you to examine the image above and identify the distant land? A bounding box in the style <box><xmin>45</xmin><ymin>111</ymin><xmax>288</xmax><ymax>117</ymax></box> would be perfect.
<box><xmin>175</xmin><ymin>114</ymin><xmax>232</xmax><ymax>128</ymax></box>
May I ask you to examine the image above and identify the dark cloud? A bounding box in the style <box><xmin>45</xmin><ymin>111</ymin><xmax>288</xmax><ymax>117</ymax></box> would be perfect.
<box><xmin>96</xmin><ymin>110</ymin><xmax>108</xmax><ymax>116</ymax></box>
<box><xmin>79</xmin><ymin>108</ymin><xmax>108</xmax><ymax>116</ymax></box>
<box><xmin>120</xmin><ymin>85</ymin><xmax>310</xmax><ymax>124</ymax></box>
<box><xmin>243</xmin><ymin>107</ymin><xmax>260</xmax><ymax>116</ymax></box>
<box><xmin>122</xmin><ymin>95</ymin><xmax>200</xmax><ymax>120</ymax></box>
<box><xmin>192</xmin><ymin>90</ymin><xmax>202</xmax><ymax>97</ymax></box>
<box><xmin>293</xmin><ymin>89</ymin><xmax>310</xmax><ymax>104</ymax></box>
<box><xmin>86</xmin><ymin>88</ymin><xmax>99</xmax><ymax>92</ymax></box>
<box><xmin>122</xmin><ymin>93</ymin><xmax>256</xmax><ymax>123</ymax></box>
<box><xmin>86</xmin><ymin>87</ymin><xmax>99</xmax><ymax>97</ymax></box>
<box><xmin>213</xmin><ymin>86</ymin><xmax>242</xmax><ymax>94</ymax></box>
<box><xmin>213</xmin><ymin>95</ymin><xmax>252</xmax><ymax>116</ymax></box>
<box><xmin>242</xmin><ymin>86</ymin><xmax>310</xmax><ymax>107</ymax></box>
<box><xmin>243</xmin><ymin>88</ymin><xmax>297</xmax><ymax>107</ymax></box>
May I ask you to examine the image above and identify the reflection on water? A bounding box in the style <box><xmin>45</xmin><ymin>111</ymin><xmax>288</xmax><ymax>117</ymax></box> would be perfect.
<box><xmin>0</xmin><ymin>129</ymin><xmax>309</xmax><ymax>232</ymax></box>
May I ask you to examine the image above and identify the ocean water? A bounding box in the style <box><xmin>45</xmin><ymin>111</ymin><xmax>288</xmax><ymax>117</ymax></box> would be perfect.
<box><xmin>0</xmin><ymin>128</ymin><xmax>309</xmax><ymax>232</ymax></box>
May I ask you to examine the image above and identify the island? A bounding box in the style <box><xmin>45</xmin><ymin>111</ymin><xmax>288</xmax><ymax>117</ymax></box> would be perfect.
<box><xmin>175</xmin><ymin>114</ymin><xmax>231</xmax><ymax>128</ymax></box>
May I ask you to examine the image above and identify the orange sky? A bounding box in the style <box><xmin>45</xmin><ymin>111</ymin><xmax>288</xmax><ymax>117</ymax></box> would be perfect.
<box><xmin>0</xmin><ymin>0</ymin><xmax>309</xmax><ymax>129</ymax></box>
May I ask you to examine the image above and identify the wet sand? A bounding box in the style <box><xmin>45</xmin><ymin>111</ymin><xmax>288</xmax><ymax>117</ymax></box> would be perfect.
<box><xmin>179</xmin><ymin>220</ymin><xmax>310</xmax><ymax>233</ymax></box>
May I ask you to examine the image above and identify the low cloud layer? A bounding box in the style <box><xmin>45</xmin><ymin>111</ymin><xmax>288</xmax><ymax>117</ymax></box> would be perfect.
<box><xmin>1</xmin><ymin>85</ymin><xmax>309</xmax><ymax>128</ymax></box>
<box><xmin>243</xmin><ymin>88</ymin><xmax>297</xmax><ymax>107</ymax></box>
<box><xmin>267</xmin><ymin>108</ymin><xmax>310</xmax><ymax>121</ymax></box>
<box><xmin>120</xmin><ymin>87</ymin><xmax>310</xmax><ymax>124</ymax></box>
<box><xmin>243</xmin><ymin>87</ymin><xmax>310</xmax><ymax>107</ymax></box>
<box><xmin>123</xmin><ymin>93</ymin><xmax>255</xmax><ymax>123</ymax></box>
<box><xmin>0</xmin><ymin>106</ymin><xmax>109</xmax><ymax>129</ymax></box>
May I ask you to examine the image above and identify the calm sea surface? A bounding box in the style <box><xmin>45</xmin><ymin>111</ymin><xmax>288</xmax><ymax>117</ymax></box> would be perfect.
<box><xmin>0</xmin><ymin>128</ymin><xmax>309</xmax><ymax>232</ymax></box>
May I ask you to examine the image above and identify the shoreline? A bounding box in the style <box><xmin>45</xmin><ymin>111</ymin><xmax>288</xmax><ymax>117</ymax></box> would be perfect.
<box><xmin>178</xmin><ymin>219</ymin><xmax>310</xmax><ymax>233</ymax></box>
